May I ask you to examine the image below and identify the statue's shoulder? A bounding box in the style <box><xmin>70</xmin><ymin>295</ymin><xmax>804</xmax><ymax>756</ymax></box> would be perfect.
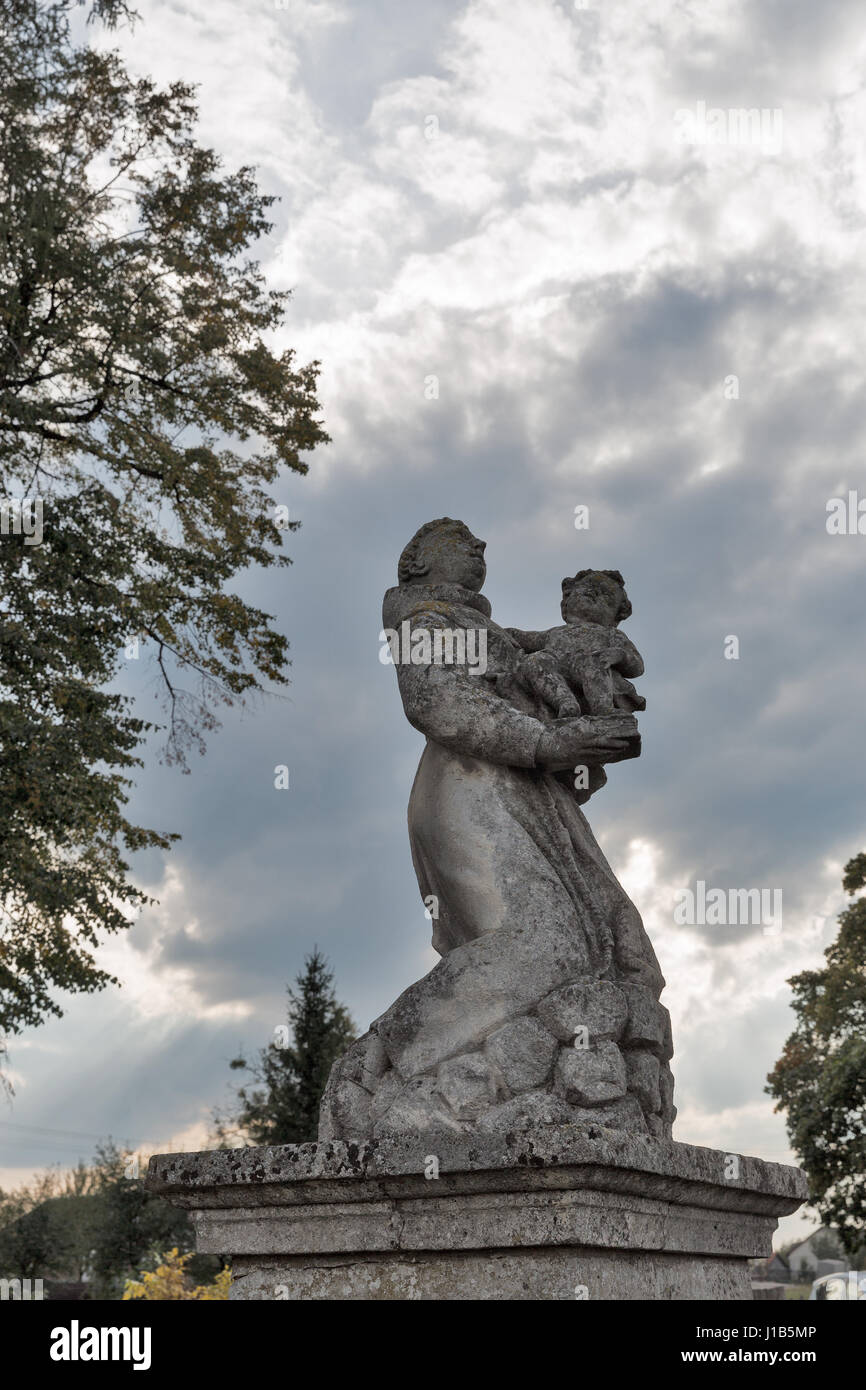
<box><xmin>382</xmin><ymin>582</ymin><xmax>493</xmax><ymax>631</ymax></box>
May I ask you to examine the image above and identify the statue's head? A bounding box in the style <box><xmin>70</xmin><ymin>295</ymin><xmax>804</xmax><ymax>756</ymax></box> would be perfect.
<box><xmin>398</xmin><ymin>518</ymin><xmax>487</xmax><ymax>591</ymax></box>
<box><xmin>561</xmin><ymin>569</ymin><xmax>631</xmax><ymax>627</ymax></box>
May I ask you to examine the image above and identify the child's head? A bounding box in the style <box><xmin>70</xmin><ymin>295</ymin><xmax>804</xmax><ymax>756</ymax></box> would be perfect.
<box><xmin>561</xmin><ymin>569</ymin><xmax>631</xmax><ymax>626</ymax></box>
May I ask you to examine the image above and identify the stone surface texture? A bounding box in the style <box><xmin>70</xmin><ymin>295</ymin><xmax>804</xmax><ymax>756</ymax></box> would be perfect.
<box><xmin>145</xmin><ymin>1128</ymin><xmax>808</xmax><ymax>1301</ymax></box>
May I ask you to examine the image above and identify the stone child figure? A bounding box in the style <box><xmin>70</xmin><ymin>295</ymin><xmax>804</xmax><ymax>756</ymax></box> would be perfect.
<box><xmin>507</xmin><ymin>568</ymin><xmax>646</xmax><ymax>720</ymax></box>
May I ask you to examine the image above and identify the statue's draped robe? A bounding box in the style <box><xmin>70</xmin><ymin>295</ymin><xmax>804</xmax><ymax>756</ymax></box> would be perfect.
<box><xmin>382</xmin><ymin>581</ymin><xmax>663</xmax><ymax>993</ymax></box>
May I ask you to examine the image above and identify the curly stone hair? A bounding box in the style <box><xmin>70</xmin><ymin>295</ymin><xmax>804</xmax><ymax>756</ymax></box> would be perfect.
<box><xmin>397</xmin><ymin>517</ymin><xmax>473</xmax><ymax>584</ymax></box>
<box><xmin>561</xmin><ymin>568</ymin><xmax>632</xmax><ymax>621</ymax></box>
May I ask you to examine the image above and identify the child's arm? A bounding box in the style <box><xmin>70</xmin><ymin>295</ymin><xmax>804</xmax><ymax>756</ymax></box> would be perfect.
<box><xmin>504</xmin><ymin>627</ymin><xmax>552</xmax><ymax>653</ymax></box>
<box><xmin>610</xmin><ymin>634</ymin><xmax>644</xmax><ymax>678</ymax></box>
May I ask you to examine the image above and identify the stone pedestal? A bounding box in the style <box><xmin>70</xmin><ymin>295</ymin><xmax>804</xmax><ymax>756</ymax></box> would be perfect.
<box><xmin>145</xmin><ymin>1125</ymin><xmax>806</xmax><ymax>1300</ymax></box>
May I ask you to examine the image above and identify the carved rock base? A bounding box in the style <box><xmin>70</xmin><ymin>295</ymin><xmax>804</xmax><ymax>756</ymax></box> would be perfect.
<box><xmin>145</xmin><ymin>1126</ymin><xmax>806</xmax><ymax>1302</ymax></box>
<box><xmin>320</xmin><ymin>971</ymin><xmax>676</xmax><ymax>1142</ymax></box>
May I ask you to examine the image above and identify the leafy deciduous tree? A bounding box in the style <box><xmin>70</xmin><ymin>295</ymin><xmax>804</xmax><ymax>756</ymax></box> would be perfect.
<box><xmin>0</xmin><ymin>0</ymin><xmax>327</xmax><ymax>1045</ymax></box>
<box><xmin>767</xmin><ymin>853</ymin><xmax>866</xmax><ymax>1256</ymax></box>
<box><xmin>87</xmin><ymin>1140</ymin><xmax>199</xmax><ymax>1298</ymax></box>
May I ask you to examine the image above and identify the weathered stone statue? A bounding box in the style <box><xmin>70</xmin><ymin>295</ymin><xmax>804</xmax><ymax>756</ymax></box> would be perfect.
<box><xmin>508</xmin><ymin>567</ymin><xmax>646</xmax><ymax>718</ymax></box>
<box><xmin>319</xmin><ymin>518</ymin><xmax>675</xmax><ymax>1143</ymax></box>
<box><xmin>146</xmin><ymin>516</ymin><xmax>807</xmax><ymax>1301</ymax></box>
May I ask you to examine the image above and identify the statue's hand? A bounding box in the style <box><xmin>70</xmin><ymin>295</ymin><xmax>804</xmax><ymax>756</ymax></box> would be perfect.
<box><xmin>535</xmin><ymin>714</ymin><xmax>638</xmax><ymax>771</ymax></box>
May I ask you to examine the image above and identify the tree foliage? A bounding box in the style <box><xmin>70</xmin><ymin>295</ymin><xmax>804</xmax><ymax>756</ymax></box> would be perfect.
<box><xmin>0</xmin><ymin>1168</ymin><xmax>78</xmax><ymax>1280</ymax></box>
<box><xmin>215</xmin><ymin>950</ymin><xmax>355</xmax><ymax>1146</ymax></box>
<box><xmin>0</xmin><ymin>0</ymin><xmax>327</xmax><ymax>1042</ymax></box>
<box><xmin>767</xmin><ymin>853</ymin><xmax>866</xmax><ymax>1255</ymax></box>
<box><xmin>0</xmin><ymin>1142</ymin><xmax>220</xmax><ymax>1294</ymax></box>
<box><xmin>123</xmin><ymin>1246</ymin><xmax>230</xmax><ymax>1300</ymax></box>
<box><xmin>86</xmin><ymin>1140</ymin><xmax>199</xmax><ymax>1298</ymax></box>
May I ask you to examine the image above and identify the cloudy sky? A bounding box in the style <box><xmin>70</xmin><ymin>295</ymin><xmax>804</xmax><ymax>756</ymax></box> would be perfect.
<box><xmin>4</xmin><ymin>0</ymin><xmax>866</xmax><ymax>1247</ymax></box>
